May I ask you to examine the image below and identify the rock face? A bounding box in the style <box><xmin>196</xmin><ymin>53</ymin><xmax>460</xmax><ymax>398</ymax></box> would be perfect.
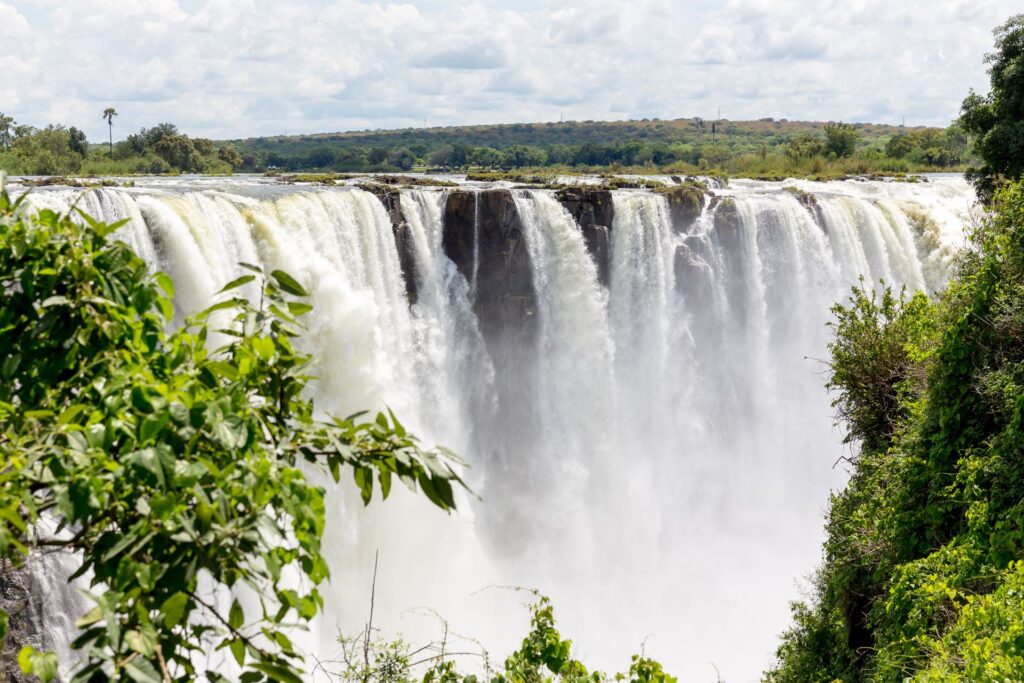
<box><xmin>442</xmin><ymin>190</ymin><xmax>537</xmax><ymax>348</ymax></box>
<box><xmin>660</xmin><ymin>182</ymin><xmax>707</xmax><ymax>234</ymax></box>
<box><xmin>359</xmin><ymin>183</ymin><xmax>419</xmax><ymax>304</ymax></box>
<box><xmin>1</xmin><ymin>562</ymin><xmax>46</xmax><ymax>683</ymax></box>
<box><xmin>556</xmin><ymin>189</ymin><xmax>614</xmax><ymax>286</ymax></box>
<box><xmin>782</xmin><ymin>186</ymin><xmax>826</xmax><ymax>228</ymax></box>
<box><xmin>709</xmin><ymin>196</ymin><xmax>759</xmax><ymax>327</ymax></box>
<box><xmin>441</xmin><ymin>190</ymin><xmax>541</xmax><ymax>481</ymax></box>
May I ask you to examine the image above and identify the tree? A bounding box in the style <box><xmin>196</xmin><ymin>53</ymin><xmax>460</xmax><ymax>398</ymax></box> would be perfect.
<box><xmin>9</xmin><ymin>126</ymin><xmax>82</xmax><ymax>175</ymax></box>
<box><xmin>786</xmin><ymin>133</ymin><xmax>826</xmax><ymax>160</ymax></box>
<box><xmin>470</xmin><ymin>146</ymin><xmax>503</xmax><ymax>168</ymax></box>
<box><xmin>67</xmin><ymin>126</ymin><xmax>88</xmax><ymax>157</ymax></box>
<box><xmin>0</xmin><ymin>191</ymin><xmax>465</xmax><ymax>682</ymax></box>
<box><xmin>826</xmin><ymin>281</ymin><xmax>932</xmax><ymax>454</ymax></box>
<box><xmin>217</xmin><ymin>144</ymin><xmax>244</xmax><ymax>170</ymax></box>
<box><xmin>427</xmin><ymin>144</ymin><xmax>456</xmax><ymax>169</ymax></box>
<box><xmin>885</xmin><ymin>134</ymin><xmax>914</xmax><ymax>159</ymax></box>
<box><xmin>619</xmin><ymin>140</ymin><xmax>653</xmax><ymax>166</ymax></box>
<box><xmin>0</xmin><ymin>113</ymin><xmax>13</xmax><ymax>150</ymax></box>
<box><xmin>191</xmin><ymin>137</ymin><xmax>214</xmax><ymax>156</ymax></box>
<box><xmin>154</xmin><ymin>133</ymin><xmax>203</xmax><ymax>172</ymax></box>
<box><xmin>102</xmin><ymin>107</ymin><xmax>117</xmax><ymax>157</ymax></box>
<box><xmin>823</xmin><ymin>122</ymin><xmax>858</xmax><ymax>158</ymax></box>
<box><xmin>367</xmin><ymin>147</ymin><xmax>389</xmax><ymax>165</ymax></box>
<box><xmin>959</xmin><ymin>14</ymin><xmax>1024</xmax><ymax>201</ymax></box>
<box><xmin>502</xmin><ymin>145</ymin><xmax>547</xmax><ymax>168</ymax></box>
<box><xmin>387</xmin><ymin>147</ymin><xmax>416</xmax><ymax>171</ymax></box>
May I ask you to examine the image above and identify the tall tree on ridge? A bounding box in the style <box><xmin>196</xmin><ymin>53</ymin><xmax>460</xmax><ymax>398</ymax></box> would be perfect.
<box><xmin>102</xmin><ymin>107</ymin><xmax>117</xmax><ymax>156</ymax></box>
<box><xmin>0</xmin><ymin>113</ymin><xmax>13</xmax><ymax>150</ymax></box>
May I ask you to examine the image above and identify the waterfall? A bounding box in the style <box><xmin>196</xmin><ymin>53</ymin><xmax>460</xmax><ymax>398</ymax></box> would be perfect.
<box><xmin>12</xmin><ymin>175</ymin><xmax>974</xmax><ymax>682</ymax></box>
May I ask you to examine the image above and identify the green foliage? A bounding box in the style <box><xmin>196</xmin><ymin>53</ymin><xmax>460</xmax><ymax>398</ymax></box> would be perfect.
<box><xmin>826</xmin><ymin>282</ymin><xmax>935</xmax><ymax>454</ymax></box>
<box><xmin>914</xmin><ymin>561</ymin><xmax>1024</xmax><ymax>682</ymax></box>
<box><xmin>960</xmin><ymin>14</ymin><xmax>1024</xmax><ymax>201</ymax></box>
<box><xmin>785</xmin><ymin>133</ymin><xmax>825</xmax><ymax>160</ymax></box>
<box><xmin>766</xmin><ymin>181</ymin><xmax>1024</xmax><ymax>682</ymax></box>
<box><xmin>884</xmin><ymin>126</ymin><xmax>965</xmax><ymax>167</ymax></box>
<box><xmin>0</xmin><ymin>111</ymin><xmax>962</xmax><ymax>178</ymax></box>
<box><xmin>824</xmin><ymin>122</ymin><xmax>859</xmax><ymax>158</ymax></box>
<box><xmin>230</xmin><ymin>118</ymin><xmax>957</xmax><ymax>177</ymax></box>
<box><xmin>0</xmin><ymin>124</ymin><xmax>88</xmax><ymax>175</ymax></box>
<box><xmin>0</xmin><ymin>190</ymin><xmax>464</xmax><ymax>681</ymax></box>
<box><xmin>324</xmin><ymin>595</ymin><xmax>675</xmax><ymax>683</ymax></box>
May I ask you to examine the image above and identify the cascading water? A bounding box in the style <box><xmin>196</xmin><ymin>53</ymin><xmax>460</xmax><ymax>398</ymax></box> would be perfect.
<box><xmin>13</xmin><ymin>175</ymin><xmax>974</xmax><ymax>682</ymax></box>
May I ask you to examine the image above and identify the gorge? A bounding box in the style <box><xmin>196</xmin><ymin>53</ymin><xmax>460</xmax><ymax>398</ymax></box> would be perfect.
<box><xmin>11</xmin><ymin>174</ymin><xmax>974</xmax><ymax>682</ymax></box>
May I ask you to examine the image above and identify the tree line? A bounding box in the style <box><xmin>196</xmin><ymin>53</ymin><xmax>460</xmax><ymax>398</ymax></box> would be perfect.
<box><xmin>0</xmin><ymin>111</ymin><xmax>248</xmax><ymax>176</ymax></box>
<box><xmin>245</xmin><ymin>121</ymin><xmax>968</xmax><ymax>174</ymax></box>
<box><xmin>1</xmin><ymin>108</ymin><xmax>968</xmax><ymax>178</ymax></box>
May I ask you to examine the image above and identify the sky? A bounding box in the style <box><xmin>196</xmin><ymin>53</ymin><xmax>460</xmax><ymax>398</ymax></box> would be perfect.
<box><xmin>0</xmin><ymin>0</ymin><xmax>1019</xmax><ymax>141</ymax></box>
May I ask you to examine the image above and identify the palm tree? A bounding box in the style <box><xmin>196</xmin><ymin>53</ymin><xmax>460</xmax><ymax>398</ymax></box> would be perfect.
<box><xmin>102</xmin><ymin>107</ymin><xmax>117</xmax><ymax>156</ymax></box>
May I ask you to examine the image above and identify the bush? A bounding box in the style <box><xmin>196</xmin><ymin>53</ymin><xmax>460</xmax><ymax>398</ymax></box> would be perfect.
<box><xmin>0</xmin><ymin>190</ymin><xmax>464</xmax><ymax>682</ymax></box>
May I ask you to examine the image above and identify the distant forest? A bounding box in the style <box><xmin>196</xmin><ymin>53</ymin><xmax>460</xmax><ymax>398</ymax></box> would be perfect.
<box><xmin>1</xmin><ymin>112</ymin><xmax>970</xmax><ymax>178</ymax></box>
<box><xmin>228</xmin><ymin>117</ymin><xmax>970</xmax><ymax>176</ymax></box>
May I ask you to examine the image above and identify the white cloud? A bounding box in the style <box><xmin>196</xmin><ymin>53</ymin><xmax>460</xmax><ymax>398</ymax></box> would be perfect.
<box><xmin>0</xmin><ymin>0</ymin><xmax>1018</xmax><ymax>140</ymax></box>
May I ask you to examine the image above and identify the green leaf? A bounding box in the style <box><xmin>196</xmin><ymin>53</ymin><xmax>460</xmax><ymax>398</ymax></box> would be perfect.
<box><xmin>126</xmin><ymin>448</ymin><xmax>167</xmax><ymax>488</ymax></box>
<box><xmin>17</xmin><ymin>646</ymin><xmax>33</xmax><ymax>674</ymax></box>
<box><xmin>125</xmin><ymin>626</ymin><xmax>157</xmax><ymax>657</ymax></box>
<box><xmin>270</xmin><ymin>270</ymin><xmax>308</xmax><ymax>296</ymax></box>
<box><xmin>155</xmin><ymin>272</ymin><xmax>175</xmax><ymax>298</ymax></box>
<box><xmin>156</xmin><ymin>296</ymin><xmax>174</xmax><ymax>320</ymax></box>
<box><xmin>33</xmin><ymin>652</ymin><xmax>58</xmax><ymax>683</ymax></box>
<box><xmin>205</xmin><ymin>361</ymin><xmax>240</xmax><ymax>381</ymax></box>
<box><xmin>200</xmin><ymin>298</ymin><xmax>243</xmax><ymax>317</ymax></box>
<box><xmin>75</xmin><ymin>606</ymin><xmax>104</xmax><ymax>628</ymax></box>
<box><xmin>124</xmin><ymin>657</ymin><xmax>162</xmax><ymax>683</ymax></box>
<box><xmin>139</xmin><ymin>413</ymin><xmax>170</xmax><ymax>444</ymax></box>
<box><xmin>1</xmin><ymin>353</ymin><xmax>20</xmax><ymax>378</ymax></box>
<box><xmin>286</xmin><ymin>301</ymin><xmax>313</xmax><ymax>317</ymax></box>
<box><xmin>229</xmin><ymin>599</ymin><xmax>244</xmax><ymax>630</ymax></box>
<box><xmin>218</xmin><ymin>274</ymin><xmax>256</xmax><ymax>294</ymax></box>
<box><xmin>160</xmin><ymin>593</ymin><xmax>189</xmax><ymax>628</ymax></box>
<box><xmin>57</xmin><ymin>403</ymin><xmax>87</xmax><ymax>426</ymax></box>
<box><xmin>18</xmin><ymin>647</ymin><xmax>57</xmax><ymax>683</ymax></box>
<box><xmin>229</xmin><ymin>638</ymin><xmax>245</xmax><ymax>667</ymax></box>
<box><xmin>353</xmin><ymin>467</ymin><xmax>373</xmax><ymax>505</ymax></box>
<box><xmin>213</xmin><ymin>416</ymin><xmax>248</xmax><ymax>451</ymax></box>
<box><xmin>249</xmin><ymin>661</ymin><xmax>306</xmax><ymax>683</ymax></box>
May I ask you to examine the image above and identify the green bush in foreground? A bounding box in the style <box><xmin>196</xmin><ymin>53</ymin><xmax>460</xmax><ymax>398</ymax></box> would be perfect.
<box><xmin>327</xmin><ymin>593</ymin><xmax>675</xmax><ymax>683</ymax></box>
<box><xmin>765</xmin><ymin>181</ymin><xmax>1024</xmax><ymax>682</ymax></box>
<box><xmin>0</xmin><ymin>188</ymin><xmax>465</xmax><ymax>682</ymax></box>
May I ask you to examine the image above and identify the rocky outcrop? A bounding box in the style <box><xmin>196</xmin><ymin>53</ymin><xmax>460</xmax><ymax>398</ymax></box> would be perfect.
<box><xmin>442</xmin><ymin>190</ymin><xmax>537</xmax><ymax>348</ymax></box>
<box><xmin>658</xmin><ymin>182</ymin><xmax>707</xmax><ymax>234</ymax></box>
<box><xmin>556</xmin><ymin>188</ymin><xmax>614</xmax><ymax>286</ymax></box>
<box><xmin>359</xmin><ymin>183</ymin><xmax>419</xmax><ymax>304</ymax></box>
<box><xmin>782</xmin><ymin>186</ymin><xmax>826</xmax><ymax>229</ymax></box>
<box><xmin>709</xmin><ymin>196</ymin><xmax>758</xmax><ymax>328</ymax></box>
<box><xmin>1</xmin><ymin>562</ymin><xmax>46</xmax><ymax>683</ymax></box>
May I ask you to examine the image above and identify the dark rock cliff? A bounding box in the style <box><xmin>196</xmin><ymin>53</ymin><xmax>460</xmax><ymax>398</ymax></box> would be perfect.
<box><xmin>556</xmin><ymin>188</ymin><xmax>614</xmax><ymax>286</ymax></box>
<box><xmin>359</xmin><ymin>183</ymin><xmax>419</xmax><ymax>304</ymax></box>
<box><xmin>441</xmin><ymin>190</ymin><xmax>537</xmax><ymax>348</ymax></box>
